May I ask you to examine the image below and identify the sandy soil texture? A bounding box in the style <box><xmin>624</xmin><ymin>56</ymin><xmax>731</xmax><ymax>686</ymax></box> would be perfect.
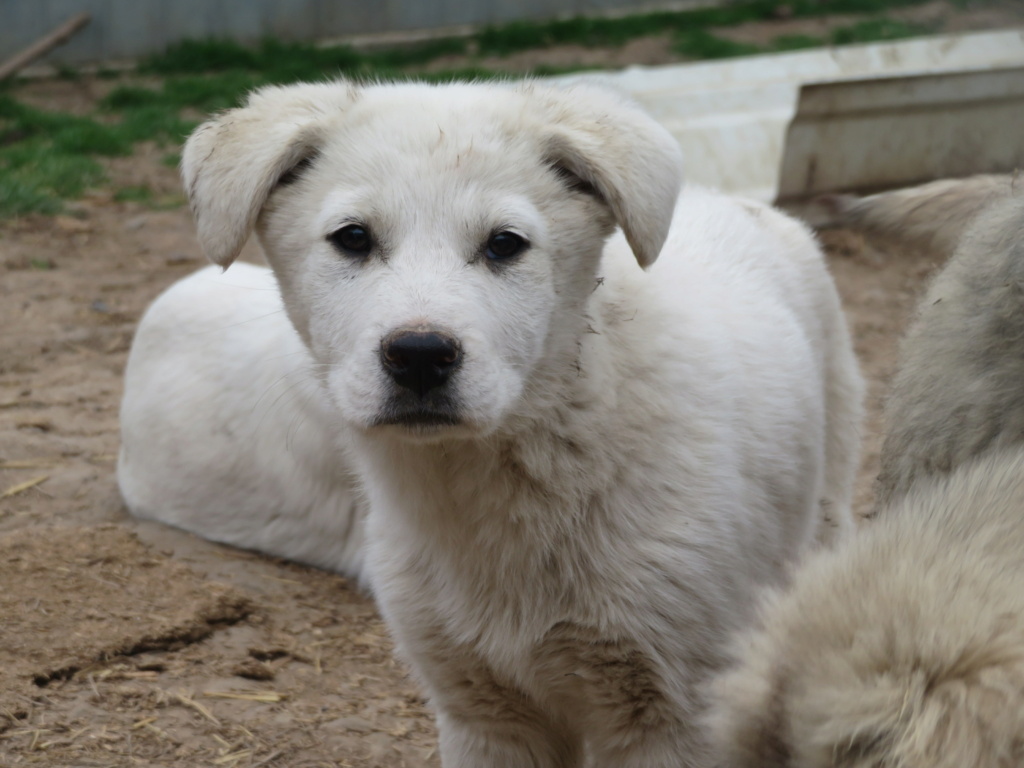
<box><xmin>1</xmin><ymin>12</ymin><xmax>1014</xmax><ymax>763</ymax></box>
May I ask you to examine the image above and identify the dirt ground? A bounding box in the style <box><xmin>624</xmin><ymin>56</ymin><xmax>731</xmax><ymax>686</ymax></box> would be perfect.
<box><xmin>0</xmin><ymin>9</ymin><xmax>1018</xmax><ymax>766</ymax></box>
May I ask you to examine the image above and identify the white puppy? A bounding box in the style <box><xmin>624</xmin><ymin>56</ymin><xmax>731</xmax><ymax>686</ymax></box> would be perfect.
<box><xmin>119</xmin><ymin>260</ymin><xmax>366</xmax><ymax>576</ymax></box>
<box><xmin>119</xmin><ymin>80</ymin><xmax>862</xmax><ymax>766</ymax></box>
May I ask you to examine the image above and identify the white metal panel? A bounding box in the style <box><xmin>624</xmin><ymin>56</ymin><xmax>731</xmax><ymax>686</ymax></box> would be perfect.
<box><xmin>553</xmin><ymin>30</ymin><xmax>1024</xmax><ymax>200</ymax></box>
<box><xmin>777</xmin><ymin>66</ymin><xmax>1024</xmax><ymax>202</ymax></box>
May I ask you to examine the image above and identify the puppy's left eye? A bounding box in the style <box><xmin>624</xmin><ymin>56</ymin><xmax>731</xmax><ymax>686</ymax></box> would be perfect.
<box><xmin>328</xmin><ymin>224</ymin><xmax>373</xmax><ymax>257</ymax></box>
<box><xmin>486</xmin><ymin>231</ymin><xmax>527</xmax><ymax>261</ymax></box>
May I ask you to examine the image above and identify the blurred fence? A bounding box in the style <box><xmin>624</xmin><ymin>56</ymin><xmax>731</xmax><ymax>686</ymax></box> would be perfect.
<box><xmin>0</xmin><ymin>0</ymin><xmax>706</xmax><ymax>65</ymax></box>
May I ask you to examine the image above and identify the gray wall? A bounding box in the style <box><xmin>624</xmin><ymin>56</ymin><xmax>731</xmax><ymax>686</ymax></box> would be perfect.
<box><xmin>1</xmin><ymin>1</ymin><xmax>689</xmax><ymax>65</ymax></box>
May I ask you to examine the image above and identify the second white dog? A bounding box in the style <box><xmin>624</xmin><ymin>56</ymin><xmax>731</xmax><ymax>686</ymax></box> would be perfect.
<box><xmin>119</xmin><ymin>80</ymin><xmax>862</xmax><ymax>766</ymax></box>
<box><xmin>707</xmin><ymin>179</ymin><xmax>1024</xmax><ymax>768</ymax></box>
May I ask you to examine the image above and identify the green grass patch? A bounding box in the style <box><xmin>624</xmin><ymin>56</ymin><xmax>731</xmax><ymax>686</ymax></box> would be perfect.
<box><xmin>830</xmin><ymin>17</ymin><xmax>935</xmax><ymax>45</ymax></box>
<box><xmin>0</xmin><ymin>0</ymin><xmax>972</xmax><ymax>216</ymax></box>
<box><xmin>0</xmin><ymin>179</ymin><xmax>64</xmax><ymax>217</ymax></box>
<box><xmin>474</xmin><ymin>0</ymin><xmax>939</xmax><ymax>56</ymax></box>
<box><xmin>0</xmin><ymin>93</ymin><xmax>196</xmax><ymax>215</ymax></box>
<box><xmin>370</xmin><ymin>36</ymin><xmax>469</xmax><ymax>69</ymax></box>
<box><xmin>0</xmin><ymin>147</ymin><xmax>105</xmax><ymax>217</ymax></box>
<box><xmin>772</xmin><ymin>34</ymin><xmax>827</xmax><ymax>52</ymax></box>
<box><xmin>0</xmin><ymin>99</ymin><xmax>113</xmax><ymax>211</ymax></box>
<box><xmin>113</xmin><ymin>185</ymin><xmax>153</xmax><ymax>203</ymax></box>
<box><xmin>137</xmin><ymin>36</ymin><xmax>451</xmax><ymax>80</ymax></box>
<box><xmin>132</xmin><ymin>0</ymin><xmax>945</xmax><ymax>74</ymax></box>
<box><xmin>674</xmin><ymin>29</ymin><xmax>763</xmax><ymax>59</ymax></box>
<box><xmin>117</xmin><ymin>107</ymin><xmax>197</xmax><ymax>144</ymax></box>
<box><xmin>55</xmin><ymin>63</ymin><xmax>81</xmax><ymax>81</ymax></box>
<box><xmin>1</xmin><ymin>96</ymin><xmax>128</xmax><ymax>155</ymax></box>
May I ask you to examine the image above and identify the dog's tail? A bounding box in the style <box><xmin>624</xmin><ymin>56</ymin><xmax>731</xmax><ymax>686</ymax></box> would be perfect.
<box><xmin>815</xmin><ymin>173</ymin><xmax>1019</xmax><ymax>258</ymax></box>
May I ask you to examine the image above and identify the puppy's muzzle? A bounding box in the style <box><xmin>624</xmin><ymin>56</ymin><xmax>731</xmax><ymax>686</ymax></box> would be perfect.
<box><xmin>380</xmin><ymin>329</ymin><xmax>462</xmax><ymax>399</ymax></box>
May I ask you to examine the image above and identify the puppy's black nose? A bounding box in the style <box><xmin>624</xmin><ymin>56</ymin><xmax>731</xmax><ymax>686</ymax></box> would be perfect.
<box><xmin>381</xmin><ymin>330</ymin><xmax>462</xmax><ymax>398</ymax></box>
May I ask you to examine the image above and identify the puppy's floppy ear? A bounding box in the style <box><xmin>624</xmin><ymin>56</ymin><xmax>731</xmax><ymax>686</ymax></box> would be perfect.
<box><xmin>535</xmin><ymin>83</ymin><xmax>684</xmax><ymax>268</ymax></box>
<box><xmin>181</xmin><ymin>81</ymin><xmax>357</xmax><ymax>268</ymax></box>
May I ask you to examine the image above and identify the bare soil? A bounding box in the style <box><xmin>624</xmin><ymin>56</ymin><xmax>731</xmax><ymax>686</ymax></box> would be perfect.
<box><xmin>0</xmin><ymin>11</ymin><xmax>1015</xmax><ymax>765</ymax></box>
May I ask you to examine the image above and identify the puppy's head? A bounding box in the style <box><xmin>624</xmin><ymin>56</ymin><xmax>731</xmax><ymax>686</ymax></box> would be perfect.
<box><xmin>182</xmin><ymin>79</ymin><xmax>683</xmax><ymax>439</ymax></box>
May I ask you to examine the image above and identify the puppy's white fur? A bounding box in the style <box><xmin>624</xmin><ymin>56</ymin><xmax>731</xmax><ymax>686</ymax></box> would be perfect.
<box><xmin>876</xmin><ymin>187</ymin><xmax>1024</xmax><ymax>508</ymax></box>
<box><xmin>119</xmin><ymin>261</ymin><xmax>366</xmax><ymax>576</ymax></box>
<box><xmin>708</xmin><ymin>180</ymin><xmax>1024</xmax><ymax>768</ymax></box>
<box><xmin>119</xmin><ymin>80</ymin><xmax>862</xmax><ymax>766</ymax></box>
<box><xmin>710</xmin><ymin>448</ymin><xmax>1024</xmax><ymax>768</ymax></box>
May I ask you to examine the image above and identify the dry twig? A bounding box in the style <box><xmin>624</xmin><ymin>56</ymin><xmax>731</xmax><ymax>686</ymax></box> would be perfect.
<box><xmin>1</xmin><ymin>475</ymin><xmax>49</xmax><ymax>499</ymax></box>
<box><xmin>0</xmin><ymin>13</ymin><xmax>91</xmax><ymax>81</ymax></box>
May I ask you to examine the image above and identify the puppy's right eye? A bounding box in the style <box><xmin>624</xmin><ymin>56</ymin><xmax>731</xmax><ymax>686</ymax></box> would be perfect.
<box><xmin>328</xmin><ymin>224</ymin><xmax>373</xmax><ymax>257</ymax></box>
<box><xmin>486</xmin><ymin>231</ymin><xmax>527</xmax><ymax>261</ymax></box>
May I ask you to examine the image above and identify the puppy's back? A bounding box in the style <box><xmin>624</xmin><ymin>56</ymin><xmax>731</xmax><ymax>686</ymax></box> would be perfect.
<box><xmin>709</xmin><ymin>447</ymin><xmax>1024</xmax><ymax>768</ymax></box>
